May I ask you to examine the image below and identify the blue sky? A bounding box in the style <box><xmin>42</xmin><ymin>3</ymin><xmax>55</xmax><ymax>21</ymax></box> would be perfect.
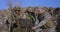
<box><xmin>0</xmin><ymin>0</ymin><xmax>60</xmax><ymax>10</ymax></box>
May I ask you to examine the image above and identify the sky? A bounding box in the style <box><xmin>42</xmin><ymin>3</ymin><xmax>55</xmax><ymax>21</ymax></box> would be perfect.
<box><xmin>0</xmin><ymin>0</ymin><xmax>60</xmax><ymax>10</ymax></box>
